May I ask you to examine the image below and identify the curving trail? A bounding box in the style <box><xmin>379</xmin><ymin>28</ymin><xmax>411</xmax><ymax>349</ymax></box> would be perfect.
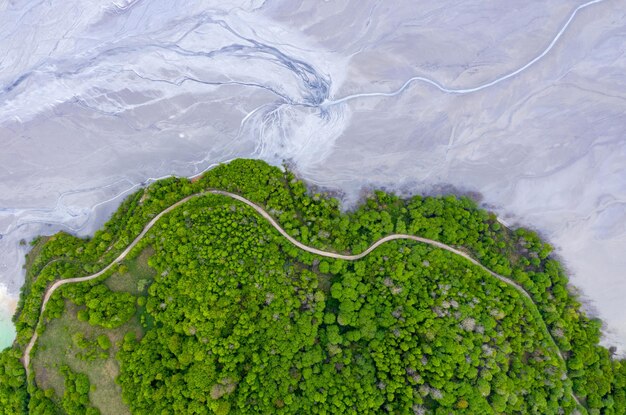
<box><xmin>21</xmin><ymin>189</ymin><xmax>581</xmax><ymax>408</ymax></box>
<box><xmin>218</xmin><ymin>192</ymin><xmax>532</xmax><ymax>297</ymax></box>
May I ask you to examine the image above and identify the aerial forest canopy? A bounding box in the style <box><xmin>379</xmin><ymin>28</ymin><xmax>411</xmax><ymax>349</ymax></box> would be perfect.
<box><xmin>0</xmin><ymin>159</ymin><xmax>624</xmax><ymax>415</ymax></box>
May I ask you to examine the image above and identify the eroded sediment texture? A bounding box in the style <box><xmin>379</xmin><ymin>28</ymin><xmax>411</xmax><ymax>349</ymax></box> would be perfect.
<box><xmin>0</xmin><ymin>0</ymin><xmax>625</xmax><ymax>351</ymax></box>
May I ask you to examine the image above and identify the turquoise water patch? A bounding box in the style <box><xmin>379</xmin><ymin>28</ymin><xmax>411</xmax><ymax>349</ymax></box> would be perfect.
<box><xmin>0</xmin><ymin>317</ymin><xmax>16</xmax><ymax>350</ymax></box>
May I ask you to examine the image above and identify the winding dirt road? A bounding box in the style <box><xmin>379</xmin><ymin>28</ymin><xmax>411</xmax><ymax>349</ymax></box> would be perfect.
<box><xmin>21</xmin><ymin>189</ymin><xmax>581</xmax><ymax>408</ymax></box>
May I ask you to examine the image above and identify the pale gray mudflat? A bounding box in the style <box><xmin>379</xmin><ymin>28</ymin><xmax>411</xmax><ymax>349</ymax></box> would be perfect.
<box><xmin>0</xmin><ymin>0</ymin><xmax>624</xmax><ymax>352</ymax></box>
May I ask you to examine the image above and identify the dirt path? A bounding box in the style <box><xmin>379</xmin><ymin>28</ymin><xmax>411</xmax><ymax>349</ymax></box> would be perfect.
<box><xmin>21</xmin><ymin>189</ymin><xmax>582</xmax><ymax>408</ymax></box>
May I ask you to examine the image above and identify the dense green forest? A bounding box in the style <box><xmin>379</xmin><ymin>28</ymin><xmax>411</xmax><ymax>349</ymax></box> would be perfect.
<box><xmin>0</xmin><ymin>159</ymin><xmax>624</xmax><ymax>414</ymax></box>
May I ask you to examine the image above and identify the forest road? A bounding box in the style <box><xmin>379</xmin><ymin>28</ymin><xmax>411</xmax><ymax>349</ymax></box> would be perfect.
<box><xmin>21</xmin><ymin>189</ymin><xmax>581</xmax><ymax>408</ymax></box>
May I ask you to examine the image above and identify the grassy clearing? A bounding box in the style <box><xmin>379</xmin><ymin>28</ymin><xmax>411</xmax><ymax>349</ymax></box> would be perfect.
<box><xmin>106</xmin><ymin>247</ymin><xmax>156</xmax><ymax>295</ymax></box>
<box><xmin>32</xmin><ymin>301</ymin><xmax>142</xmax><ymax>415</ymax></box>
<box><xmin>32</xmin><ymin>247</ymin><xmax>158</xmax><ymax>413</ymax></box>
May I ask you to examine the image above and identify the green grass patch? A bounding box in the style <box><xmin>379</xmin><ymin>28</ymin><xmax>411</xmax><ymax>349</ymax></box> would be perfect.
<box><xmin>106</xmin><ymin>247</ymin><xmax>156</xmax><ymax>295</ymax></box>
<box><xmin>32</xmin><ymin>301</ymin><xmax>142</xmax><ymax>415</ymax></box>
